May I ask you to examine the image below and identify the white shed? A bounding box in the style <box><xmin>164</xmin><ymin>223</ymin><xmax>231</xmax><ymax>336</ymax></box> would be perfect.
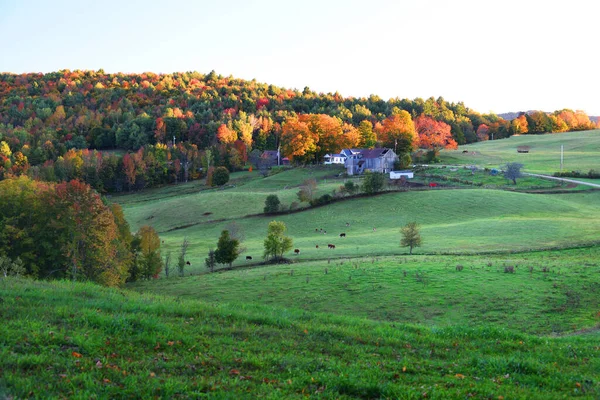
<box><xmin>390</xmin><ymin>170</ymin><xmax>414</xmax><ymax>179</ymax></box>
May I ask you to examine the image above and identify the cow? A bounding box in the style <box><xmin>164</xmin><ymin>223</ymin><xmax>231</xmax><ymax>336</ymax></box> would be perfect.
<box><xmin>323</xmin><ymin>230</ymin><xmax>327</xmax><ymax>234</ymax></box>
<box><xmin>345</xmin><ymin>222</ymin><xmax>350</xmax><ymax>227</ymax></box>
<box><xmin>328</xmin><ymin>244</ymin><xmax>336</xmax><ymax>249</ymax></box>
<box><xmin>340</xmin><ymin>233</ymin><xmax>346</xmax><ymax>238</ymax></box>
<box><xmin>429</xmin><ymin>182</ymin><xmax>438</xmax><ymax>188</ymax></box>
<box><xmin>315</xmin><ymin>245</ymin><xmax>319</xmax><ymax>249</ymax></box>
<box><xmin>462</xmin><ymin>150</ymin><xmax>469</xmax><ymax>153</ymax></box>
<box><xmin>246</xmin><ymin>256</ymin><xmax>252</xmax><ymax>261</ymax></box>
<box><xmin>294</xmin><ymin>249</ymin><xmax>300</xmax><ymax>255</ymax></box>
<box><xmin>186</xmin><ymin>261</ymin><xmax>191</xmax><ymax>265</ymax></box>
<box><xmin>373</xmin><ymin>227</ymin><xmax>376</xmax><ymax>232</ymax></box>
<box><xmin>315</xmin><ymin>228</ymin><xmax>319</xmax><ymax>232</ymax></box>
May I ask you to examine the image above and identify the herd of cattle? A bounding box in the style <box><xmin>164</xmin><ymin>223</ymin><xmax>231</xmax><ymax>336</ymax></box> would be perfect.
<box><xmin>244</xmin><ymin>222</ymin><xmax>381</xmax><ymax>260</ymax></box>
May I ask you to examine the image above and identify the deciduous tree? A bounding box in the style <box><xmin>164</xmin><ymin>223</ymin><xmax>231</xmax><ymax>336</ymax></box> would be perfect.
<box><xmin>215</xmin><ymin>230</ymin><xmax>240</xmax><ymax>268</ymax></box>
<box><xmin>400</xmin><ymin>222</ymin><xmax>422</xmax><ymax>255</ymax></box>
<box><xmin>263</xmin><ymin>221</ymin><xmax>293</xmax><ymax>261</ymax></box>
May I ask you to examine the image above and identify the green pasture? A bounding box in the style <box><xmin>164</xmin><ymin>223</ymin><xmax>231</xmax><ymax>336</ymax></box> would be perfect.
<box><xmin>132</xmin><ymin>247</ymin><xmax>600</xmax><ymax>335</ymax></box>
<box><xmin>2</xmin><ymin>278</ymin><xmax>599</xmax><ymax>399</ymax></box>
<box><xmin>123</xmin><ymin>188</ymin><xmax>600</xmax><ymax>273</ymax></box>
<box><xmin>440</xmin><ymin>129</ymin><xmax>600</xmax><ymax>173</ymax></box>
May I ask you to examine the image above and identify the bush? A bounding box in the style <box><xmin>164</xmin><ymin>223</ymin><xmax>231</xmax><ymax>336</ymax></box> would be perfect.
<box><xmin>362</xmin><ymin>172</ymin><xmax>385</xmax><ymax>194</ymax></box>
<box><xmin>264</xmin><ymin>194</ymin><xmax>280</xmax><ymax>214</ymax></box>
<box><xmin>212</xmin><ymin>167</ymin><xmax>230</xmax><ymax>186</ymax></box>
<box><xmin>310</xmin><ymin>194</ymin><xmax>333</xmax><ymax>207</ymax></box>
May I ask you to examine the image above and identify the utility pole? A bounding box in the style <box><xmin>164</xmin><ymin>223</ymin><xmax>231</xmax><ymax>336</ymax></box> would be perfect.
<box><xmin>560</xmin><ymin>145</ymin><xmax>564</xmax><ymax>172</ymax></box>
<box><xmin>173</xmin><ymin>135</ymin><xmax>176</xmax><ymax>147</ymax></box>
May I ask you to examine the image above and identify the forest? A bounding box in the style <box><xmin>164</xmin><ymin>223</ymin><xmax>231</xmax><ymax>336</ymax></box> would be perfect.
<box><xmin>0</xmin><ymin>70</ymin><xmax>597</xmax><ymax>192</ymax></box>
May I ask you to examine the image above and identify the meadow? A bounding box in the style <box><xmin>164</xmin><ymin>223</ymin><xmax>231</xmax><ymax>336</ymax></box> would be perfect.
<box><xmin>116</xmin><ymin>166</ymin><xmax>600</xmax><ymax>272</ymax></box>
<box><xmin>1</xmin><ymin>278</ymin><xmax>599</xmax><ymax>399</ymax></box>
<box><xmin>439</xmin><ymin>129</ymin><xmax>600</xmax><ymax>174</ymax></box>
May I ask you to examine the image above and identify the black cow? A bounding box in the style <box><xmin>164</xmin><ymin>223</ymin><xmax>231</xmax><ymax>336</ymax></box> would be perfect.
<box><xmin>294</xmin><ymin>249</ymin><xmax>300</xmax><ymax>255</ymax></box>
<box><xmin>340</xmin><ymin>233</ymin><xmax>346</xmax><ymax>237</ymax></box>
<box><xmin>186</xmin><ymin>261</ymin><xmax>191</xmax><ymax>265</ymax></box>
<box><xmin>246</xmin><ymin>256</ymin><xmax>252</xmax><ymax>261</ymax></box>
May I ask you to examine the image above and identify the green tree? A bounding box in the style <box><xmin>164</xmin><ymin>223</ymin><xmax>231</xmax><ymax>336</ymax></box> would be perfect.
<box><xmin>205</xmin><ymin>249</ymin><xmax>216</xmax><ymax>273</ymax></box>
<box><xmin>215</xmin><ymin>230</ymin><xmax>240</xmax><ymax>268</ymax></box>
<box><xmin>504</xmin><ymin>162</ymin><xmax>524</xmax><ymax>185</ymax></box>
<box><xmin>212</xmin><ymin>166</ymin><xmax>230</xmax><ymax>186</ymax></box>
<box><xmin>136</xmin><ymin>225</ymin><xmax>163</xmax><ymax>280</ymax></box>
<box><xmin>362</xmin><ymin>171</ymin><xmax>385</xmax><ymax>194</ymax></box>
<box><xmin>263</xmin><ymin>221</ymin><xmax>293</xmax><ymax>261</ymax></box>
<box><xmin>264</xmin><ymin>194</ymin><xmax>280</xmax><ymax>214</ymax></box>
<box><xmin>401</xmin><ymin>222</ymin><xmax>422</xmax><ymax>255</ymax></box>
<box><xmin>357</xmin><ymin>120</ymin><xmax>377</xmax><ymax>148</ymax></box>
<box><xmin>177</xmin><ymin>237</ymin><xmax>190</xmax><ymax>277</ymax></box>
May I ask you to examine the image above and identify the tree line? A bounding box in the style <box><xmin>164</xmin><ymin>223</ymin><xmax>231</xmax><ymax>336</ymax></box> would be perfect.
<box><xmin>1</xmin><ymin>70</ymin><xmax>597</xmax><ymax>190</ymax></box>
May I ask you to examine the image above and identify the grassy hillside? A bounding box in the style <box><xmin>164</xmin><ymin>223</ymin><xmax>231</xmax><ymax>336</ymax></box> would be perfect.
<box><xmin>116</xmin><ymin>166</ymin><xmax>600</xmax><ymax>271</ymax></box>
<box><xmin>1</xmin><ymin>278</ymin><xmax>599</xmax><ymax>399</ymax></box>
<box><xmin>440</xmin><ymin>129</ymin><xmax>600</xmax><ymax>173</ymax></box>
<box><xmin>131</xmin><ymin>247</ymin><xmax>600</xmax><ymax>336</ymax></box>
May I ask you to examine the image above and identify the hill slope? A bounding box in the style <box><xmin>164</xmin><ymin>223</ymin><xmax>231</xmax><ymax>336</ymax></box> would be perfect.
<box><xmin>1</xmin><ymin>278</ymin><xmax>598</xmax><ymax>398</ymax></box>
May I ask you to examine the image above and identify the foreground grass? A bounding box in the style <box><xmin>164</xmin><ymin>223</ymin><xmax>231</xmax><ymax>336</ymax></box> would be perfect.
<box><xmin>132</xmin><ymin>247</ymin><xmax>600</xmax><ymax>336</ymax></box>
<box><xmin>439</xmin><ymin>129</ymin><xmax>600</xmax><ymax>174</ymax></box>
<box><xmin>1</xmin><ymin>278</ymin><xmax>599</xmax><ymax>399</ymax></box>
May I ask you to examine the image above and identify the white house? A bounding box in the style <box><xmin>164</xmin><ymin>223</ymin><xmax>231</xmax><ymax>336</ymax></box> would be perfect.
<box><xmin>390</xmin><ymin>170</ymin><xmax>414</xmax><ymax>179</ymax></box>
<box><xmin>323</xmin><ymin>153</ymin><xmax>346</xmax><ymax>165</ymax></box>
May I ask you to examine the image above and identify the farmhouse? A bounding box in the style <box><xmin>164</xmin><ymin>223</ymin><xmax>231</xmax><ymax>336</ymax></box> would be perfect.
<box><xmin>344</xmin><ymin>148</ymin><xmax>398</xmax><ymax>176</ymax></box>
<box><xmin>323</xmin><ymin>153</ymin><xmax>347</xmax><ymax>165</ymax></box>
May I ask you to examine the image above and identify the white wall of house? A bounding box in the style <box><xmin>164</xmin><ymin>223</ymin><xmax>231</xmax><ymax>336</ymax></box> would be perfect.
<box><xmin>390</xmin><ymin>171</ymin><xmax>414</xmax><ymax>179</ymax></box>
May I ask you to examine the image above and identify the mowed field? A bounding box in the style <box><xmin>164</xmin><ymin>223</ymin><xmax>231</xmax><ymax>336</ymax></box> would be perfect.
<box><xmin>440</xmin><ymin>129</ymin><xmax>600</xmax><ymax>173</ymax></box>
<box><xmin>116</xmin><ymin>166</ymin><xmax>600</xmax><ymax>273</ymax></box>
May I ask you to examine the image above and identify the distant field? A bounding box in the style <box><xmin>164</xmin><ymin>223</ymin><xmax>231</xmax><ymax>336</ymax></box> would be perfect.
<box><xmin>440</xmin><ymin>129</ymin><xmax>600</xmax><ymax>173</ymax></box>
<box><xmin>2</xmin><ymin>278</ymin><xmax>599</xmax><ymax>399</ymax></box>
<box><xmin>116</xmin><ymin>167</ymin><xmax>600</xmax><ymax>271</ymax></box>
<box><xmin>131</xmin><ymin>247</ymin><xmax>600</xmax><ymax>335</ymax></box>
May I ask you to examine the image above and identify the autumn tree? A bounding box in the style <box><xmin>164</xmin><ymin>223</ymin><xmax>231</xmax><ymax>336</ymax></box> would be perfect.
<box><xmin>400</xmin><ymin>222</ymin><xmax>422</xmax><ymax>255</ymax></box>
<box><xmin>217</xmin><ymin>123</ymin><xmax>237</xmax><ymax>144</ymax></box>
<box><xmin>415</xmin><ymin>115</ymin><xmax>457</xmax><ymax>159</ymax></box>
<box><xmin>476</xmin><ymin>124</ymin><xmax>489</xmax><ymax>141</ymax></box>
<box><xmin>263</xmin><ymin>221</ymin><xmax>293</xmax><ymax>261</ymax></box>
<box><xmin>375</xmin><ymin>111</ymin><xmax>416</xmax><ymax>155</ymax></box>
<box><xmin>280</xmin><ymin>116</ymin><xmax>317</xmax><ymax>163</ymax></box>
<box><xmin>215</xmin><ymin>230</ymin><xmax>240</xmax><ymax>268</ymax></box>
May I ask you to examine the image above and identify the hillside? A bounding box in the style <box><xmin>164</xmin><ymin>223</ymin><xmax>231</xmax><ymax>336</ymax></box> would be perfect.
<box><xmin>1</xmin><ymin>278</ymin><xmax>598</xmax><ymax>399</ymax></box>
<box><xmin>115</xmin><ymin>166</ymin><xmax>600</xmax><ymax>270</ymax></box>
<box><xmin>440</xmin><ymin>129</ymin><xmax>600</xmax><ymax>174</ymax></box>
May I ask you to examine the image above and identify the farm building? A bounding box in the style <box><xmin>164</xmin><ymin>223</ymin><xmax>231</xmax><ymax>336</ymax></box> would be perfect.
<box><xmin>390</xmin><ymin>170</ymin><xmax>414</xmax><ymax>179</ymax></box>
<box><xmin>323</xmin><ymin>153</ymin><xmax>347</xmax><ymax>165</ymax></box>
<box><xmin>344</xmin><ymin>148</ymin><xmax>398</xmax><ymax>176</ymax></box>
<box><xmin>260</xmin><ymin>150</ymin><xmax>290</xmax><ymax>167</ymax></box>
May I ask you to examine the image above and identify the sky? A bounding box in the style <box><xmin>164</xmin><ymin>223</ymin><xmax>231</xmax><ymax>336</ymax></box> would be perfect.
<box><xmin>1</xmin><ymin>0</ymin><xmax>599</xmax><ymax>115</ymax></box>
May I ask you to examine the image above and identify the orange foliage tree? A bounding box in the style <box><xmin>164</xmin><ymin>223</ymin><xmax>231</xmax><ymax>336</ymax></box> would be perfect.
<box><xmin>415</xmin><ymin>115</ymin><xmax>457</xmax><ymax>156</ymax></box>
<box><xmin>375</xmin><ymin>110</ymin><xmax>416</xmax><ymax>155</ymax></box>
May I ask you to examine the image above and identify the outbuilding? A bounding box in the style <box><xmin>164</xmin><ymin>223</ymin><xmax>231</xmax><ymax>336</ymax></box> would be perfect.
<box><xmin>389</xmin><ymin>170</ymin><xmax>414</xmax><ymax>179</ymax></box>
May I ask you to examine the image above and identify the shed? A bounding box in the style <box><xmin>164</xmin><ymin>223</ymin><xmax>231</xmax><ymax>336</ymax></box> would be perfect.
<box><xmin>390</xmin><ymin>170</ymin><xmax>414</xmax><ymax>179</ymax></box>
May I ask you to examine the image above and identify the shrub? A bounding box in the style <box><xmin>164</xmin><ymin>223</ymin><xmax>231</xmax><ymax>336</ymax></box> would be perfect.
<box><xmin>310</xmin><ymin>193</ymin><xmax>333</xmax><ymax>207</ymax></box>
<box><xmin>504</xmin><ymin>265</ymin><xmax>515</xmax><ymax>273</ymax></box>
<box><xmin>212</xmin><ymin>167</ymin><xmax>230</xmax><ymax>186</ymax></box>
<box><xmin>264</xmin><ymin>194</ymin><xmax>280</xmax><ymax>214</ymax></box>
<box><xmin>456</xmin><ymin>264</ymin><xmax>464</xmax><ymax>272</ymax></box>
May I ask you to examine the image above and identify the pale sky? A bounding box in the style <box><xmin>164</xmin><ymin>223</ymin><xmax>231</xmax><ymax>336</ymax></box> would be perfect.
<box><xmin>1</xmin><ymin>0</ymin><xmax>599</xmax><ymax>115</ymax></box>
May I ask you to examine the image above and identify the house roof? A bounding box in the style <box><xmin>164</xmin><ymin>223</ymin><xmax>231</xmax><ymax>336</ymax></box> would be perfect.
<box><xmin>261</xmin><ymin>150</ymin><xmax>279</xmax><ymax>159</ymax></box>
<box><xmin>346</xmin><ymin>148</ymin><xmax>392</xmax><ymax>159</ymax></box>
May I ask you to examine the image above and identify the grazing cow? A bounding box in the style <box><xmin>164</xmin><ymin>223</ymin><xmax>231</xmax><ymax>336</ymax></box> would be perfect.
<box><xmin>429</xmin><ymin>182</ymin><xmax>438</xmax><ymax>188</ymax></box>
<box><xmin>327</xmin><ymin>244</ymin><xmax>335</xmax><ymax>249</ymax></box>
<box><xmin>186</xmin><ymin>261</ymin><xmax>191</xmax><ymax>265</ymax></box>
<box><xmin>323</xmin><ymin>230</ymin><xmax>327</xmax><ymax>234</ymax></box>
<box><xmin>246</xmin><ymin>256</ymin><xmax>252</xmax><ymax>261</ymax></box>
<box><xmin>340</xmin><ymin>233</ymin><xmax>346</xmax><ymax>238</ymax></box>
<box><xmin>315</xmin><ymin>228</ymin><xmax>319</xmax><ymax>232</ymax></box>
<box><xmin>315</xmin><ymin>245</ymin><xmax>319</xmax><ymax>249</ymax></box>
<box><xmin>462</xmin><ymin>150</ymin><xmax>469</xmax><ymax>153</ymax></box>
<box><xmin>294</xmin><ymin>249</ymin><xmax>300</xmax><ymax>255</ymax></box>
<box><xmin>345</xmin><ymin>222</ymin><xmax>350</xmax><ymax>227</ymax></box>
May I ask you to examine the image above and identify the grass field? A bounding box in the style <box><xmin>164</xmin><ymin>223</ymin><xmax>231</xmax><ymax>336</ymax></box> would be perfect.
<box><xmin>116</xmin><ymin>165</ymin><xmax>600</xmax><ymax>272</ymax></box>
<box><xmin>439</xmin><ymin>129</ymin><xmax>600</xmax><ymax>174</ymax></box>
<box><xmin>2</xmin><ymin>278</ymin><xmax>599</xmax><ymax>399</ymax></box>
<box><xmin>131</xmin><ymin>247</ymin><xmax>600</xmax><ymax>336</ymax></box>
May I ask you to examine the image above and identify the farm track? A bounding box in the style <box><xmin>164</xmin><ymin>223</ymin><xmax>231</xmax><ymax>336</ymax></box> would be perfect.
<box><xmin>525</xmin><ymin>173</ymin><xmax>600</xmax><ymax>188</ymax></box>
